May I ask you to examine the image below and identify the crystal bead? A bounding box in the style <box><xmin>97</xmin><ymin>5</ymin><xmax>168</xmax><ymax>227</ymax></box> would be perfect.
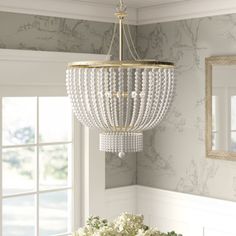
<box><xmin>66</xmin><ymin>66</ymin><xmax>175</xmax><ymax>154</ymax></box>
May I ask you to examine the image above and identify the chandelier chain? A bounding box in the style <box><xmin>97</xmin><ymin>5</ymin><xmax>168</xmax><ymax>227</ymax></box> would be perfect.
<box><xmin>122</xmin><ymin>24</ymin><xmax>137</xmax><ymax>60</ymax></box>
<box><xmin>106</xmin><ymin>23</ymin><xmax>118</xmax><ymax>60</ymax></box>
<box><xmin>106</xmin><ymin>20</ymin><xmax>140</xmax><ymax>61</ymax></box>
<box><xmin>125</xmin><ymin>23</ymin><xmax>141</xmax><ymax>60</ymax></box>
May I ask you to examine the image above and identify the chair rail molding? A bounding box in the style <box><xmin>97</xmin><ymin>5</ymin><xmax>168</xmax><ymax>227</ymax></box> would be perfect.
<box><xmin>1</xmin><ymin>0</ymin><xmax>236</xmax><ymax>25</ymax></box>
<box><xmin>105</xmin><ymin>185</ymin><xmax>236</xmax><ymax>236</ymax></box>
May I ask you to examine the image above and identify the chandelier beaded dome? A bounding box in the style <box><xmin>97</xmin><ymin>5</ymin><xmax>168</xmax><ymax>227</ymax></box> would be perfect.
<box><xmin>66</xmin><ymin>0</ymin><xmax>175</xmax><ymax>158</ymax></box>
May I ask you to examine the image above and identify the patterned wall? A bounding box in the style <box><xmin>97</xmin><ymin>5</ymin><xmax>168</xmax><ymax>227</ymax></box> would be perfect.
<box><xmin>2</xmin><ymin>10</ymin><xmax>236</xmax><ymax>199</ymax></box>
<box><xmin>0</xmin><ymin>11</ymin><xmax>137</xmax><ymax>188</ymax></box>
<box><xmin>137</xmin><ymin>14</ymin><xmax>236</xmax><ymax>201</ymax></box>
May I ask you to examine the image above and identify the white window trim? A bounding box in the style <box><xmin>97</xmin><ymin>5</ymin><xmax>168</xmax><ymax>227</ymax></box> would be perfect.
<box><xmin>0</xmin><ymin>49</ymin><xmax>107</xmax><ymax>234</ymax></box>
<box><xmin>1</xmin><ymin>96</ymin><xmax>74</xmax><ymax>236</ymax></box>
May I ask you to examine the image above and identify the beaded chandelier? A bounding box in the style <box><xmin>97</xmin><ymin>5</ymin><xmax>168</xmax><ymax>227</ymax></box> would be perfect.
<box><xmin>66</xmin><ymin>0</ymin><xmax>175</xmax><ymax>158</ymax></box>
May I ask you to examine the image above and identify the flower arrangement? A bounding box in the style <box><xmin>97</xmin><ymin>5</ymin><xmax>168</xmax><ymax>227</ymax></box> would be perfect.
<box><xmin>73</xmin><ymin>213</ymin><xmax>182</xmax><ymax>236</ymax></box>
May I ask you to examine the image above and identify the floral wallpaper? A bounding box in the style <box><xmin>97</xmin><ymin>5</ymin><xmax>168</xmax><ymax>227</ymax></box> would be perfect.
<box><xmin>2</xmin><ymin>10</ymin><xmax>236</xmax><ymax>199</ymax></box>
<box><xmin>0</xmin><ymin>11</ymin><xmax>136</xmax><ymax>188</ymax></box>
<box><xmin>137</xmin><ymin>14</ymin><xmax>236</xmax><ymax>201</ymax></box>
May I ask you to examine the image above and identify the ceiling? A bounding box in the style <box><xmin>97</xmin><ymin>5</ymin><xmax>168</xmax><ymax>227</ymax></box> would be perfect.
<box><xmin>1</xmin><ymin>0</ymin><xmax>236</xmax><ymax>25</ymax></box>
<box><xmin>75</xmin><ymin>0</ymin><xmax>188</xmax><ymax>8</ymax></box>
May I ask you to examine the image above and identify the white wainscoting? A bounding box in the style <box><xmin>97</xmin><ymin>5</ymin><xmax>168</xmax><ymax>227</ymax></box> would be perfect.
<box><xmin>105</xmin><ymin>185</ymin><xmax>236</xmax><ymax>236</ymax></box>
<box><xmin>105</xmin><ymin>186</ymin><xmax>137</xmax><ymax>220</ymax></box>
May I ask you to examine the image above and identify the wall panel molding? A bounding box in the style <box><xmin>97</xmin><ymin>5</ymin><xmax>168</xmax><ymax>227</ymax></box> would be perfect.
<box><xmin>105</xmin><ymin>185</ymin><xmax>137</xmax><ymax>220</ymax></box>
<box><xmin>105</xmin><ymin>185</ymin><xmax>236</xmax><ymax>236</ymax></box>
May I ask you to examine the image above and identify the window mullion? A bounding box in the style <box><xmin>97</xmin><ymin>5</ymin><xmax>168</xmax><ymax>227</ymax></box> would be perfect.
<box><xmin>0</xmin><ymin>97</ymin><xmax>2</xmax><ymax>236</ymax></box>
<box><xmin>36</xmin><ymin>97</ymin><xmax>40</xmax><ymax>236</ymax></box>
<box><xmin>2</xmin><ymin>141</ymin><xmax>72</xmax><ymax>149</ymax></box>
<box><xmin>72</xmin><ymin>118</ymin><xmax>81</xmax><ymax>231</ymax></box>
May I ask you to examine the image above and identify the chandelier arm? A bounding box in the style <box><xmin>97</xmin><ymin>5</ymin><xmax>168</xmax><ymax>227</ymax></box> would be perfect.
<box><xmin>125</xmin><ymin>22</ymin><xmax>141</xmax><ymax>60</ymax></box>
<box><xmin>115</xmin><ymin>0</ymin><xmax>127</xmax><ymax>61</ymax></box>
<box><xmin>119</xmin><ymin>18</ymin><xmax>124</xmax><ymax>61</ymax></box>
<box><xmin>106</xmin><ymin>23</ymin><xmax>118</xmax><ymax>60</ymax></box>
<box><xmin>123</xmin><ymin>24</ymin><xmax>137</xmax><ymax>60</ymax></box>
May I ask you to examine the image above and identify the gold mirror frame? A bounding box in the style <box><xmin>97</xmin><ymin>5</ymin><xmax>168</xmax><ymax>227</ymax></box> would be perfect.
<box><xmin>206</xmin><ymin>56</ymin><xmax>236</xmax><ymax>161</ymax></box>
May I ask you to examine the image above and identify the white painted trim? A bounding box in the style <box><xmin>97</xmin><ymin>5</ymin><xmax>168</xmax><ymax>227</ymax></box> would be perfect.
<box><xmin>1</xmin><ymin>0</ymin><xmax>236</xmax><ymax>25</ymax></box>
<box><xmin>0</xmin><ymin>49</ymin><xmax>106</xmax><ymax>63</ymax></box>
<box><xmin>105</xmin><ymin>185</ymin><xmax>236</xmax><ymax>236</ymax></box>
<box><xmin>81</xmin><ymin>128</ymin><xmax>106</xmax><ymax>224</ymax></box>
<box><xmin>0</xmin><ymin>49</ymin><xmax>106</xmax><ymax>87</ymax></box>
<box><xmin>0</xmin><ymin>49</ymin><xmax>108</xmax><ymax>232</ymax></box>
<box><xmin>0</xmin><ymin>0</ymin><xmax>137</xmax><ymax>25</ymax></box>
<box><xmin>137</xmin><ymin>186</ymin><xmax>236</xmax><ymax>235</ymax></box>
<box><xmin>0</xmin><ymin>96</ymin><xmax>2</xmax><ymax>236</ymax></box>
<box><xmin>138</xmin><ymin>0</ymin><xmax>236</xmax><ymax>25</ymax></box>
<box><xmin>105</xmin><ymin>185</ymin><xmax>137</xmax><ymax>220</ymax></box>
<box><xmin>71</xmin><ymin>116</ymin><xmax>81</xmax><ymax>231</ymax></box>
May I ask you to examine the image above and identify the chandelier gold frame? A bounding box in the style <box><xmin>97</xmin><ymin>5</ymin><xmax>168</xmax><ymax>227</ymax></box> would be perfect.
<box><xmin>68</xmin><ymin>60</ymin><xmax>174</xmax><ymax>68</ymax></box>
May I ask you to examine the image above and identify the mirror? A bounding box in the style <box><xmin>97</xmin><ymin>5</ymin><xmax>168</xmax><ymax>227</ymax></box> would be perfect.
<box><xmin>206</xmin><ymin>56</ymin><xmax>236</xmax><ymax>160</ymax></box>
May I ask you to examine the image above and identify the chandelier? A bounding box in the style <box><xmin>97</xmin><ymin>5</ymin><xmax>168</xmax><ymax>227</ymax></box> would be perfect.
<box><xmin>66</xmin><ymin>0</ymin><xmax>175</xmax><ymax>158</ymax></box>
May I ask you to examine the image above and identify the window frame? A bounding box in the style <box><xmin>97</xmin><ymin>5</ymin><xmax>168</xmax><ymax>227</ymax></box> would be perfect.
<box><xmin>1</xmin><ymin>93</ymin><xmax>79</xmax><ymax>236</ymax></box>
<box><xmin>0</xmin><ymin>49</ymin><xmax>107</xmax><ymax>236</ymax></box>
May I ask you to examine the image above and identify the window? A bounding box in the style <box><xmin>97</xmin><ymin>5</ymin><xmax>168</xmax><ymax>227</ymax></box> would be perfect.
<box><xmin>1</xmin><ymin>96</ymin><xmax>76</xmax><ymax>236</ymax></box>
<box><xmin>0</xmin><ymin>49</ymin><xmax>107</xmax><ymax>236</ymax></box>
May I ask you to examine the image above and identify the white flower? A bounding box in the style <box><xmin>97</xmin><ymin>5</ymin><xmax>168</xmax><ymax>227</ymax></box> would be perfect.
<box><xmin>73</xmin><ymin>213</ymin><xmax>182</xmax><ymax>236</ymax></box>
<box><xmin>137</xmin><ymin>228</ymin><xmax>162</xmax><ymax>236</ymax></box>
